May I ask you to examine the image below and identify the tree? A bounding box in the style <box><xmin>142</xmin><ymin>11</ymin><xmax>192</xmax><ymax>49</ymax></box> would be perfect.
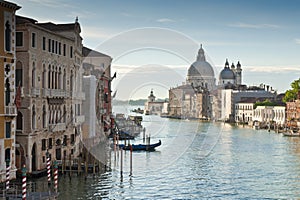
<box><xmin>283</xmin><ymin>78</ymin><xmax>300</xmax><ymax>102</ymax></box>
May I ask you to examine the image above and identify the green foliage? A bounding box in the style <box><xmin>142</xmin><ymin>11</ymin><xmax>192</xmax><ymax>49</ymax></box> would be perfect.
<box><xmin>283</xmin><ymin>78</ymin><xmax>300</xmax><ymax>102</ymax></box>
<box><xmin>254</xmin><ymin>99</ymin><xmax>279</xmax><ymax>109</ymax></box>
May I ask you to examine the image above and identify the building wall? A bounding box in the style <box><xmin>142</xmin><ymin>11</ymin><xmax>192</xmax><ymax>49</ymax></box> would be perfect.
<box><xmin>15</xmin><ymin>18</ymin><xmax>84</xmax><ymax>172</ymax></box>
<box><xmin>0</xmin><ymin>1</ymin><xmax>20</xmax><ymax>182</ymax></box>
<box><xmin>253</xmin><ymin>106</ymin><xmax>286</xmax><ymax>126</ymax></box>
<box><xmin>235</xmin><ymin>103</ymin><xmax>254</xmax><ymax>123</ymax></box>
<box><xmin>219</xmin><ymin>88</ymin><xmax>276</xmax><ymax>122</ymax></box>
<box><xmin>82</xmin><ymin>49</ymin><xmax>113</xmax><ymax>141</ymax></box>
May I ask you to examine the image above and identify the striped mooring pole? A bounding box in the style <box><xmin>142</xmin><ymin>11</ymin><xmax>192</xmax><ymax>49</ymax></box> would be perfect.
<box><xmin>54</xmin><ymin>160</ymin><xmax>58</xmax><ymax>193</ymax></box>
<box><xmin>5</xmin><ymin>159</ymin><xmax>10</xmax><ymax>190</ymax></box>
<box><xmin>46</xmin><ymin>151</ymin><xmax>51</xmax><ymax>186</ymax></box>
<box><xmin>22</xmin><ymin>164</ymin><xmax>27</xmax><ymax>200</ymax></box>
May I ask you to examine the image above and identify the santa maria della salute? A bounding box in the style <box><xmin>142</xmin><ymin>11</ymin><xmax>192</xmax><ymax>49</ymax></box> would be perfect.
<box><xmin>167</xmin><ymin>45</ymin><xmax>276</xmax><ymax>122</ymax></box>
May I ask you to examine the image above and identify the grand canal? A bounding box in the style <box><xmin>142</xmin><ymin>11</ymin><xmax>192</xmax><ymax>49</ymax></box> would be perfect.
<box><xmin>34</xmin><ymin>106</ymin><xmax>300</xmax><ymax>199</ymax></box>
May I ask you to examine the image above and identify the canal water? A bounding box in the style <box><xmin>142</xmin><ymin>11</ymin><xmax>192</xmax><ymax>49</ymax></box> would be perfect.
<box><xmin>35</xmin><ymin>106</ymin><xmax>300</xmax><ymax>199</ymax></box>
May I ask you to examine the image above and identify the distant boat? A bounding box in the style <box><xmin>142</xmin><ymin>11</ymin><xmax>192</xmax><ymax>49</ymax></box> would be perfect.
<box><xmin>108</xmin><ymin>130</ymin><xmax>135</xmax><ymax>140</ymax></box>
<box><xmin>253</xmin><ymin>121</ymin><xmax>259</xmax><ymax>130</ymax></box>
<box><xmin>283</xmin><ymin>130</ymin><xmax>300</xmax><ymax>137</ymax></box>
<box><xmin>116</xmin><ymin>140</ymin><xmax>161</xmax><ymax>151</ymax></box>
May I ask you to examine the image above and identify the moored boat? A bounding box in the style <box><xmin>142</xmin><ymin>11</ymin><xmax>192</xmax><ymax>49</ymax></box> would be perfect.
<box><xmin>283</xmin><ymin>130</ymin><xmax>300</xmax><ymax>137</ymax></box>
<box><xmin>116</xmin><ymin>140</ymin><xmax>161</xmax><ymax>151</ymax></box>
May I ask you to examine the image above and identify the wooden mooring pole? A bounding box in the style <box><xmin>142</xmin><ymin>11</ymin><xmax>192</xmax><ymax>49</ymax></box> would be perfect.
<box><xmin>130</xmin><ymin>145</ymin><xmax>133</xmax><ymax>176</ymax></box>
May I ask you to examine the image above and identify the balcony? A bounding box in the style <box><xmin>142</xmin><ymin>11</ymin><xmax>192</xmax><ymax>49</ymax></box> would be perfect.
<box><xmin>5</xmin><ymin>105</ymin><xmax>17</xmax><ymax>117</ymax></box>
<box><xmin>76</xmin><ymin>91</ymin><xmax>85</xmax><ymax>100</ymax></box>
<box><xmin>75</xmin><ymin>115</ymin><xmax>85</xmax><ymax>125</ymax></box>
<box><xmin>31</xmin><ymin>88</ymin><xmax>40</xmax><ymax>96</ymax></box>
<box><xmin>42</xmin><ymin>89</ymin><xmax>69</xmax><ymax>98</ymax></box>
<box><xmin>48</xmin><ymin>123</ymin><xmax>66</xmax><ymax>132</ymax></box>
<box><xmin>42</xmin><ymin>88</ymin><xmax>50</xmax><ymax>97</ymax></box>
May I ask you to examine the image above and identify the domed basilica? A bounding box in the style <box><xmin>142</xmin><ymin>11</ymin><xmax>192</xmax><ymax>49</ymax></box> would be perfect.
<box><xmin>168</xmin><ymin>44</ymin><xmax>243</xmax><ymax>120</ymax></box>
<box><xmin>186</xmin><ymin>44</ymin><xmax>216</xmax><ymax>91</ymax></box>
<box><xmin>219</xmin><ymin>59</ymin><xmax>242</xmax><ymax>87</ymax></box>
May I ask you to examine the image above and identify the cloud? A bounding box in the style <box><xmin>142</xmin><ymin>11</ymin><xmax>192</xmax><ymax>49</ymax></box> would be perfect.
<box><xmin>244</xmin><ymin>65</ymin><xmax>300</xmax><ymax>73</ymax></box>
<box><xmin>81</xmin><ymin>26</ymin><xmax>114</xmax><ymax>40</ymax></box>
<box><xmin>229</xmin><ymin>22</ymin><xmax>280</xmax><ymax>29</ymax></box>
<box><xmin>27</xmin><ymin>0</ymin><xmax>75</xmax><ymax>9</ymax></box>
<box><xmin>295</xmin><ymin>38</ymin><xmax>300</xmax><ymax>45</ymax></box>
<box><xmin>156</xmin><ymin>18</ymin><xmax>175</xmax><ymax>23</ymax></box>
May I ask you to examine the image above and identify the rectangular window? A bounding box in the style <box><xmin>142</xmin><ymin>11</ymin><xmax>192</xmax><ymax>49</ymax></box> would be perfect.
<box><xmin>5</xmin><ymin>122</ymin><xmax>11</xmax><ymax>138</ymax></box>
<box><xmin>42</xmin><ymin>37</ymin><xmax>46</xmax><ymax>50</ymax></box>
<box><xmin>16</xmin><ymin>32</ymin><xmax>23</xmax><ymax>47</ymax></box>
<box><xmin>49</xmin><ymin>138</ymin><xmax>52</xmax><ymax>149</ymax></box>
<box><xmin>63</xmin><ymin>44</ymin><xmax>66</xmax><ymax>56</ymax></box>
<box><xmin>59</xmin><ymin>42</ymin><xmax>61</xmax><ymax>55</ymax></box>
<box><xmin>52</xmin><ymin>40</ymin><xmax>55</xmax><ymax>53</ymax></box>
<box><xmin>55</xmin><ymin>41</ymin><xmax>58</xmax><ymax>54</ymax></box>
<box><xmin>31</xmin><ymin>33</ymin><xmax>36</xmax><ymax>48</ymax></box>
<box><xmin>48</xmin><ymin>39</ymin><xmax>51</xmax><ymax>52</ymax></box>
<box><xmin>70</xmin><ymin>46</ymin><xmax>73</xmax><ymax>58</ymax></box>
<box><xmin>42</xmin><ymin>139</ymin><xmax>46</xmax><ymax>151</ymax></box>
<box><xmin>71</xmin><ymin>134</ymin><xmax>75</xmax><ymax>144</ymax></box>
<box><xmin>16</xmin><ymin>69</ymin><xmax>23</xmax><ymax>87</ymax></box>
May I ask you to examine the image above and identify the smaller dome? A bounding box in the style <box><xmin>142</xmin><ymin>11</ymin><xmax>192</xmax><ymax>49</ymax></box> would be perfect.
<box><xmin>220</xmin><ymin>67</ymin><xmax>235</xmax><ymax>79</ymax></box>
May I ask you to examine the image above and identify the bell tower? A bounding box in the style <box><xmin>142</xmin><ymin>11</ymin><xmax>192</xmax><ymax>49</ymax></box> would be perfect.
<box><xmin>235</xmin><ymin>61</ymin><xmax>242</xmax><ymax>85</ymax></box>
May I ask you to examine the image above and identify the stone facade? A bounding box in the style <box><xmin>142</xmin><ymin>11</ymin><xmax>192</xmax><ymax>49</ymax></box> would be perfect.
<box><xmin>82</xmin><ymin>46</ymin><xmax>113</xmax><ymax>149</ymax></box>
<box><xmin>253</xmin><ymin>106</ymin><xmax>286</xmax><ymax>127</ymax></box>
<box><xmin>0</xmin><ymin>0</ymin><xmax>20</xmax><ymax>183</ymax></box>
<box><xmin>235</xmin><ymin>102</ymin><xmax>254</xmax><ymax>123</ymax></box>
<box><xmin>144</xmin><ymin>90</ymin><xmax>165</xmax><ymax>115</ymax></box>
<box><xmin>168</xmin><ymin>84</ymin><xmax>210</xmax><ymax>119</ymax></box>
<box><xmin>15</xmin><ymin>16</ymin><xmax>85</xmax><ymax>173</ymax></box>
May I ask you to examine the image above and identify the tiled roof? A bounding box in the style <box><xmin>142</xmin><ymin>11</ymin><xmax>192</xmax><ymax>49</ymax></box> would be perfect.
<box><xmin>16</xmin><ymin>15</ymin><xmax>37</xmax><ymax>24</ymax></box>
<box><xmin>37</xmin><ymin>22</ymin><xmax>76</xmax><ymax>32</ymax></box>
<box><xmin>82</xmin><ymin>46</ymin><xmax>111</xmax><ymax>58</ymax></box>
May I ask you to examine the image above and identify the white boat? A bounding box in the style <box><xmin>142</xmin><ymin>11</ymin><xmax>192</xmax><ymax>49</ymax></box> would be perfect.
<box><xmin>253</xmin><ymin>121</ymin><xmax>259</xmax><ymax>130</ymax></box>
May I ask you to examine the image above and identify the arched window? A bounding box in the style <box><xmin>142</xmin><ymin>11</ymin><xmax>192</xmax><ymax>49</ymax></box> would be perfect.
<box><xmin>5</xmin><ymin>21</ymin><xmax>11</xmax><ymax>52</ymax></box>
<box><xmin>70</xmin><ymin>71</ymin><xmax>73</xmax><ymax>92</ymax></box>
<box><xmin>32</xmin><ymin>62</ymin><xmax>36</xmax><ymax>88</ymax></box>
<box><xmin>32</xmin><ymin>105</ymin><xmax>36</xmax><ymax>130</ymax></box>
<box><xmin>63</xmin><ymin>69</ymin><xmax>66</xmax><ymax>90</ymax></box>
<box><xmin>48</xmin><ymin>65</ymin><xmax>51</xmax><ymax>89</ymax></box>
<box><xmin>42</xmin><ymin>105</ymin><xmax>47</xmax><ymax>128</ymax></box>
<box><xmin>42</xmin><ymin>64</ymin><xmax>46</xmax><ymax>88</ymax></box>
<box><xmin>5</xmin><ymin>78</ymin><xmax>10</xmax><ymax>106</ymax></box>
<box><xmin>5</xmin><ymin>148</ymin><xmax>11</xmax><ymax>163</ymax></box>
<box><xmin>55</xmin><ymin>67</ymin><xmax>58</xmax><ymax>89</ymax></box>
<box><xmin>63</xmin><ymin>105</ymin><xmax>66</xmax><ymax>123</ymax></box>
<box><xmin>70</xmin><ymin>105</ymin><xmax>73</xmax><ymax>123</ymax></box>
<box><xmin>16</xmin><ymin>61</ymin><xmax>23</xmax><ymax>87</ymax></box>
<box><xmin>51</xmin><ymin>67</ymin><xmax>55</xmax><ymax>89</ymax></box>
<box><xmin>48</xmin><ymin>105</ymin><xmax>52</xmax><ymax>124</ymax></box>
<box><xmin>17</xmin><ymin>111</ymin><xmax>23</xmax><ymax>130</ymax></box>
<box><xmin>58</xmin><ymin>68</ymin><xmax>62</xmax><ymax>89</ymax></box>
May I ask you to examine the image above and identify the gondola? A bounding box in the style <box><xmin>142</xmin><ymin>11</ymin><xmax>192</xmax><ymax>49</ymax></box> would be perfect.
<box><xmin>116</xmin><ymin>140</ymin><xmax>161</xmax><ymax>151</ymax></box>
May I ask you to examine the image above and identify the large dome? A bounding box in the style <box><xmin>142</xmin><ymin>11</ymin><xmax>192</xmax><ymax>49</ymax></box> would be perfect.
<box><xmin>220</xmin><ymin>67</ymin><xmax>235</xmax><ymax>79</ymax></box>
<box><xmin>187</xmin><ymin>45</ymin><xmax>215</xmax><ymax>78</ymax></box>
<box><xmin>188</xmin><ymin>60</ymin><xmax>215</xmax><ymax>77</ymax></box>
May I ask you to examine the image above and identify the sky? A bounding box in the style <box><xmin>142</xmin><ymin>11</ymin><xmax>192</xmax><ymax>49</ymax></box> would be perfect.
<box><xmin>13</xmin><ymin>0</ymin><xmax>300</xmax><ymax>100</ymax></box>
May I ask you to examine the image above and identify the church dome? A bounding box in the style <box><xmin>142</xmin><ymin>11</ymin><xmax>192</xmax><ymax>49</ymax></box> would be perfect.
<box><xmin>220</xmin><ymin>67</ymin><xmax>235</xmax><ymax>79</ymax></box>
<box><xmin>188</xmin><ymin>61</ymin><xmax>215</xmax><ymax>77</ymax></box>
<box><xmin>187</xmin><ymin>45</ymin><xmax>215</xmax><ymax>78</ymax></box>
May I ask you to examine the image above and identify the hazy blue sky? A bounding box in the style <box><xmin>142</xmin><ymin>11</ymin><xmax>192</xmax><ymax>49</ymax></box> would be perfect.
<box><xmin>13</xmin><ymin>0</ymin><xmax>300</xmax><ymax>99</ymax></box>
